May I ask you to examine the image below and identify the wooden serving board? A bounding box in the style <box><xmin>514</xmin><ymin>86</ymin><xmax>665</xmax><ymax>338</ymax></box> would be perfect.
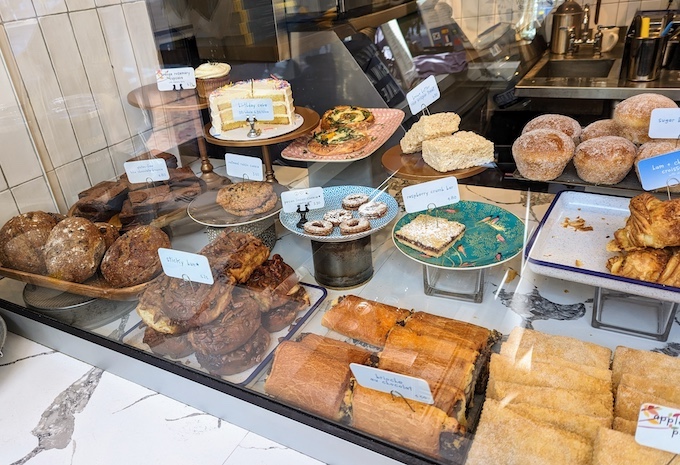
<box><xmin>0</xmin><ymin>266</ymin><xmax>150</xmax><ymax>301</ymax></box>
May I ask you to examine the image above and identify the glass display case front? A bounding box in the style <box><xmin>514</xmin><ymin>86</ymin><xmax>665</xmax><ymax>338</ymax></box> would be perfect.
<box><xmin>1</xmin><ymin>1</ymin><xmax>680</xmax><ymax>464</ymax></box>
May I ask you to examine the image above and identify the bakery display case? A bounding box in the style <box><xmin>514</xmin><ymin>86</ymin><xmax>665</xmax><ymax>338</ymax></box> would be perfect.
<box><xmin>2</xmin><ymin>0</ymin><xmax>680</xmax><ymax>464</ymax></box>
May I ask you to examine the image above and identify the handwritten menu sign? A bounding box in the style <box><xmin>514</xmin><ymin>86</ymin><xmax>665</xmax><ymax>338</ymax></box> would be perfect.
<box><xmin>636</xmin><ymin>403</ymin><xmax>680</xmax><ymax>454</ymax></box>
<box><xmin>402</xmin><ymin>177</ymin><xmax>460</xmax><ymax>213</ymax></box>
<box><xmin>123</xmin><ymin>159</ymin><xmax>169</xmax><ymax>184</ymax></box>
<box><xmin>225</xmin><ymin>153</ymin><xmax>264</xmax><ymax>181</ymax></box>
<box><xmin>156</xmin><ymin>67</ymin><xmax>196</xmax><ymax>91</ymax></box>
<box><xmin>158</xmin><ymin>248</ymin><xmax>213</xmax><ymax>285</ymax></box>
<box><xmin>648</xmin><ymin>108</ymin><xmax>680</xmax><ymax>139</ymax></box>
<box><xmin>232</xmin><ymin>98</ymin><xmax>274</xmax><ymax>121</ymax></box>
<box><xmin>350</xmin><ymin>363</ymin><xmax>434</xmax><ymax>404</ymax></box>
<box><xmin>406</xmin><ymin>75</ymin><xmax>440</xmax><ymax>116</ymax></box>
<box><xmin>280</xmin><ymin>187</ymin><xmax>324</xmax><ymax>213</ymax></box>
<box><xmin>636</xmin><ymin>150</ymin><xmax>680</xmax><ymax>191</ymax></box>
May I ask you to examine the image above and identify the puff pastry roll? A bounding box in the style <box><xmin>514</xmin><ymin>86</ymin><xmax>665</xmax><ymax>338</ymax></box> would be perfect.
<box><xmin>296</xmin><ymin>333</ymin><xmax>373</xmax><ymax>365</ymax></box>
<box><xmin>609</xmin><ymin>193</ymin><xmax>680</xmax><ymax>251</ymax></box>
<box><xmin>321</xmin><ymin>295</ymin><xmax>410</xmax><ymax>347</ymax></box>
<box><xmin>404</xmin><ymin>311</ymin><xmax>500</xmax><ymax>351</ymax></box>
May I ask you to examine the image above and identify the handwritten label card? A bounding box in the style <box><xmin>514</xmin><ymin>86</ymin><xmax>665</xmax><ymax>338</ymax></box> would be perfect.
<box><xmin>280</xmin><ymin>187</ymin><xmax>324</xmax><ymax>213</ymax></box>
<box><xmin>649</xmin><ymin>108</ymin><xmax>680</xmax><ymax>139</ymax></box>
<box><xmin>635</xmin><ymin>403</ymin><xmax>680</xmax><ymax>454</ymax></box>
<box><xmin>406</xmin><ymin>75</ymin><xmax>440</xmax><ymax>115</ymax></box>
<box><xmin>402</xmin><ymin>177</ymin><xmax>460</xmax><ymax>213</ymax></box>
<box><xmin>225</xmin><ymin>153</ymin><xmax>263</xmax><ymax>181</ymax></box>
<box><xmin>636</xmin><ymin>150</ymin><xmax>680</xmax><ymax>191</ymax></box>
<box><xmin>156</xmin><ymin>67</ymin><xmax>196</xmax><ymax>91</ymax></box>
<box><xmin>123</xmin><ymin>159</ymin><xmax>170</xmax><ymax>184</ymax></box>
<box><xmin>158</xmin><ymin>248</ymin><xmax>214</xmax><ymax>285</ymax></box>
<box><xmin>232</xmin><ymin>98</ymin><xmax>274</xmax><ymax>121</ymax></box>
<box><xmin>350</xmin><ymin>364</ymin><xmax>434</xmax><ymax>405</ymax></box>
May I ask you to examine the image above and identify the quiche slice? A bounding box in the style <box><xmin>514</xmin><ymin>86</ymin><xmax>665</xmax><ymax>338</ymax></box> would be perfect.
<box><xmin>306</xmin><ymin>127</ymin><xmax>370</xmax><ymax>156</ymax></box>
<box><xmin>320</xmin><ymin>105</ymin><xmax>375</xmax><ymax>130</ymax></box>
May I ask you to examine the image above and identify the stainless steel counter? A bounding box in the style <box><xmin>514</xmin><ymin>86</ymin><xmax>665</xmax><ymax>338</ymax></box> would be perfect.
<box><xmin>515</xmin><ymin>47</ymin><xmax>680</xmax><ymax>100</ymax></box>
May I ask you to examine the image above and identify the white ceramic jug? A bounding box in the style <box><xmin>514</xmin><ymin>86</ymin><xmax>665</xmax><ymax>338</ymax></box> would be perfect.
<box><xmin>599</xmin><ymin>27</ymin><xmax>619</xmax><ymax>52</ymax></box>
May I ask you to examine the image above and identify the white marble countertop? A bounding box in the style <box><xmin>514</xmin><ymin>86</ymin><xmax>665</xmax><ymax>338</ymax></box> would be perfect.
<box><xmin>0</xmin><ymin>330</ymin><xmax>325</xmax><ymax>465</ymax></box>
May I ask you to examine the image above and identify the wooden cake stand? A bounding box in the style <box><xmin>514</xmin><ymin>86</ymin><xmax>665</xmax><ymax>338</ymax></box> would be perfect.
<box><xmin>203</xmin><ymin>106</ymin><xmax>320</xmax><ymax>183</ymax></box>
<box><xmin>127</xmin><ymin>84</ymin><xmax>229</xmax><ymax>190</ymax></box>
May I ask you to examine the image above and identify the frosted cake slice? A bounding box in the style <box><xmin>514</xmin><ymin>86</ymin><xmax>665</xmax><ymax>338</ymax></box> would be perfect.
<box><xmin>395</xmin><ymin>214</ymin><xmax>465</xmax><ymax>257</ymax></box>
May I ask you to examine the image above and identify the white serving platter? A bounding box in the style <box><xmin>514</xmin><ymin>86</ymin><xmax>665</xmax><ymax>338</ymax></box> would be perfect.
<box><xmin>525</xmin><ymin>190</ymin><xmax>680</xmax><ymax>304</ymax></box>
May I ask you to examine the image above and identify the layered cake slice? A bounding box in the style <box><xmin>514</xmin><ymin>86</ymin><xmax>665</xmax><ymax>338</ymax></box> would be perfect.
<box><xmin>395</xmin><ymin>214</ymin><xmax>465</xmax><ymax>257</ymax></box>
<box><xmin>209</xmin><ymin>78</ymin><xmax>295</xmax><ymax>134</ymax></box>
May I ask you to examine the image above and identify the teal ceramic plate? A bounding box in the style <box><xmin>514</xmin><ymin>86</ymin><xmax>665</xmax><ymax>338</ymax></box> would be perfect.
<box><xmin>392</xmin><ymin>201</ymin><xmax>525</xmax><ymax>270</ymax></box>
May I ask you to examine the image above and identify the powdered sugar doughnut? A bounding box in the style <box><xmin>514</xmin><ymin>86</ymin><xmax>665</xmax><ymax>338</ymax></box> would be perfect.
<box><xmin>522</xmin><ymin>114</ymin><xmax>582</xmax><ymax>145</ymax></box>
<box><xmin>323</xmin><ymin>209</ymin><xmax>353</xmax><ymax>226</ymax></box>
<box><xmin>342</xmin><ymin>193</ymin><xmax>369</xmax><ymax>210</ymax></box>
<box><xmin>614</xmin><ymin>93</ymin><xmax>678</xmax><ymax>144</ymax></box>
<box><xmin>339</xmin><ymin>217</ymin><xmax>371</xmax><ymax>235</ymax></box>
<box><xmin>573</xmin><ymin>136</ymin><xmax>636</xmax><ymax>185</ymax></box>
<box><xmin>358</xmin><ymin>201</ymin><xmax>388</xmax><ymax>219</ymax></box>
<box><xmin>303</xmin><ymin>220</ymin><xmax>333</xmax><ymax>236</ymax></box>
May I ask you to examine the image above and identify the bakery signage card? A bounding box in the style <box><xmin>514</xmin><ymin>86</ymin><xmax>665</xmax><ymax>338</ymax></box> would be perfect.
<box><xmin>225</xmin><ymin>153</ymin><xmax>264</xmax><ymax>181</ymax></box>
<box><xmin>158</xmin><ymin>248</ymin><xmax>214</xmax><ymax>285</ymax></box>
<box><xmin>636</xmin><ymin>150</ymin><xmax>680</xmax><ymax>191</ymax></box>
<box><xmin>231</xmin><ymin>98</ymin><xmax>274</xmax><ymax>121</ymax></box>
<box><xmin>402</xmin><ymin>177</ymin><xmax>460</xmax><ymax>213</ymax></box>
<box><xmin>406</xmin><ymin>75</ymin><xmax>440</xmax><ymax>115</ymax></box>
<box><xmin>350</xmin><ymin>363</ymin><xmax>434</xmax><ymax>404</ymax></box>
<box><xmin>635</xmin><ymin>403</ymin><xmax>680</xmax><ymax>454</ymax></box>
<box><xmin>648</xmin><ymin>108</ymin><xmax>680</xmax><ymax>139</ymax></box>
<box><xmin>155</xmin><ymin>67</ymin><xmax>196</xmax><ymax>91</ymax></box>
<box><xmin>124</xmin><ymin>159</ymin><xmax>170</xmax><ymax>184</ymax></box>
<box><xmin>280</xmin><ymin>187</ymin><xmax>325</xmax><ymax>213</ymax></box>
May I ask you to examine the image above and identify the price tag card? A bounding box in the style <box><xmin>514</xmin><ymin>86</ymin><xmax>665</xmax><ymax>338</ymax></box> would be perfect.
<box><xmin>350</xmin><ymin>363</ymin><xmax>434</xmax><ymax>405</ymax></box>
<box><xmin>232</xmin><ymin>98</ymin><xmax>274</xmax><ymax>122</ymax></box>
<box><xmin>636</xmin><ymin>150</ymin><xmax>680</xmax><ymax>191</ymax></box>
<box><xmin>156</xmin><ymin>67</ymin><xmax>196</xmax><ymax>91</ymax></box>
<box><xmin>649</xmin><ymin>108</ymin><xmax>680</xmax><ymax>139</ymax></box>
<box><xmin>406</xmin><ymin>75</ymin><xmax>440</xmax><ymax>115</ymax></box>
<box><xmin>123</xmin><ymin>159</ymin><xmax>170</xmax><ymax>184</ymax></box>
<box><xmin>635</xmin><ymin>403</ymin><xmax>680</xmax><ymax>454</ymax></box>
<box><xmin>225</xmin><ymin>153</ymin><xmax>263</xmax><ymax>181</ymax></box>
<box><xmin>158</xmin><ymin>248</ymin><xmax>214</xmax><ymax>285</ymax></box>
<box><xmin>280</xmin><ymin>187</ymin><xmax>324</xmax><ymax>213</ymax></box>
<box><xmin>402</xmin><ymin>177</ymin><xmax>460</xmax><ymax>213</ymax></box>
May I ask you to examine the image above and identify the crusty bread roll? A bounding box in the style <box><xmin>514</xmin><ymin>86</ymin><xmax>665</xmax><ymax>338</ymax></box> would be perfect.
<box><xmin>421</xmin><ymin>131</ymin><xmax>494</xmax><ymax>172</ymax></box>
<box><xmin>522</xmin><ymin>114</ymin><xmax>582</xmax><ymax>144</ymax></box>
<box><xmin>581</xmin><ymin>119</ymin><xmax>622</xmax><ymax>141</ymax></box>
<box><xmin>512</xmin><ymin>129</ymin><xmax>575</xmax><ymax>181</ymax></box>
<box><xmin>44</xmin><ymin>217</ymin><xmax>105</xmax><ymax>283</ymax></box>
<box><xmin>635</xmin><ymin>140</ymin><xmax>680</xmax><ymax>192</ymax></box>
<box><xmin>573</xmin><ymin>136</ymin><xmax>636</xmax><ymax>185</ymax></box>
<box><xmin>0</xmin><ymin>211</ymin><xmax>60</xmax><ymax>274</ymax></box>
<box><xmin>100</xmin><ymin>225</ymin><xmax>169</xmax><ymax>288</ymax></box>
<box><xmin>400</xmin><ymin>112</ymin><xmax>460</xmax><ymax>153</ymax></box>
<box><xmin>613</xmin><ymin>93</ymin><xmax>678</xmax><ymax>144</ymax></box>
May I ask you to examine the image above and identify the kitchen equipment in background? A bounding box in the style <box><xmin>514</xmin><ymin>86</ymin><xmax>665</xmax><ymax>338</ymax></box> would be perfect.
<box><xmin>550</xmin><ymin>0</ymin><xmax>584</xmax><ymax>54</ymax></box>
<box><xmin>598</xmin><ymin>27</ymin><xmax>619</xmax><ymax>52</ymax></box>
<box><xmin>622</xmin><ymin>10</ymin><xmax>677</xmax><ymax>81</ymax></box>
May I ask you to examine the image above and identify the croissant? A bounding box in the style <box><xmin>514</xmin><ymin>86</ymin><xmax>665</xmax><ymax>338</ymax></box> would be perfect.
<box><xmin>606</xmin><ymin>247</ymin><xmax>680</xmax><ymax>286</ymax></box>
<box><xmin>608</xmin><ymin>193</ymin><xmax>680</xmax><ymax>251</ymax></box>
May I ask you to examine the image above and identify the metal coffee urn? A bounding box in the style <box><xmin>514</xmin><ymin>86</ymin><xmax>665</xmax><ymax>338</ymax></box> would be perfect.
<box><xmin>550</xmin><ymin>0</ymin><xmax>585</xmax><ymax>54</ymax></box>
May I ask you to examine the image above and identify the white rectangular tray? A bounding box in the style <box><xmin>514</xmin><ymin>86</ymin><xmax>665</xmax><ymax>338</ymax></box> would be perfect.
<box><xmin>525</xmin><ymin>191</ymin><xmax>680</xmax><ymax>304</ymax></box>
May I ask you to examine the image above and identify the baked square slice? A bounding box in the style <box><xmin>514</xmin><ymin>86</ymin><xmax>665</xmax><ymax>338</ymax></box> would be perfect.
<box><xmin>394</xmin><ymin>214</ymin><xmax>465</xmax><ymax>257</ymax></box>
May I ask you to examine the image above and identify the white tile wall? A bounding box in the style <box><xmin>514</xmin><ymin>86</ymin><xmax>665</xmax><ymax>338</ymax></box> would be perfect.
<box><xmin>65</xmin><ymin>0</ymin><xmax>94</xmax><ymax>11</ymax></box>
<box><xmin>84</xmin><ymin>148</ymin><xmax>117</xmax><ymax>184</ymax></box>
<box><xmin>55</xmin><ymin>158</ymin><xmax>90</xmax><ymax>206</ymax></box>
<box><xmin>0</xmin><ymin>0</ymin><xmax>35</xmax><ymax>22</ymax></box>
<box><xmin>11</xmin><ymin>177</ymin><xmax>56</xmax><ymax>213</ymax></box>
<box><xmin>39</xmin><ymin>14</ymin><xmax>108</xmax><ymax>156</ymax></box>
<box><xmin>32</xmin><ymin>0</ymin><xmax>66</xmax><ymax>17</ymax></box>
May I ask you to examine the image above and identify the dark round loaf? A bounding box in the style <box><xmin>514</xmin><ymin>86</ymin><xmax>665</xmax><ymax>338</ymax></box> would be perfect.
<box><xmin>95</xmin><ymin>222</ymin><xmax>120</xmax><ymax>250</ymax></box>
<box><xmin>0</xmin><ymin>211</ymin><xmax>60</xmax><ymax>274</ymax></box>
<box><xmin>100</xmin><ymin>225</ymin><xmax>170</xmax><ymax>288</ymax></box>
<box><xmin>195</xmin><ymin>326</ymin><xmax>270</xmax><ymax>376</ymax></box>
<box><xmin>44</xmin><ymin>217</ymin><xmax>106</xmax><ymax>283</ymax></box>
